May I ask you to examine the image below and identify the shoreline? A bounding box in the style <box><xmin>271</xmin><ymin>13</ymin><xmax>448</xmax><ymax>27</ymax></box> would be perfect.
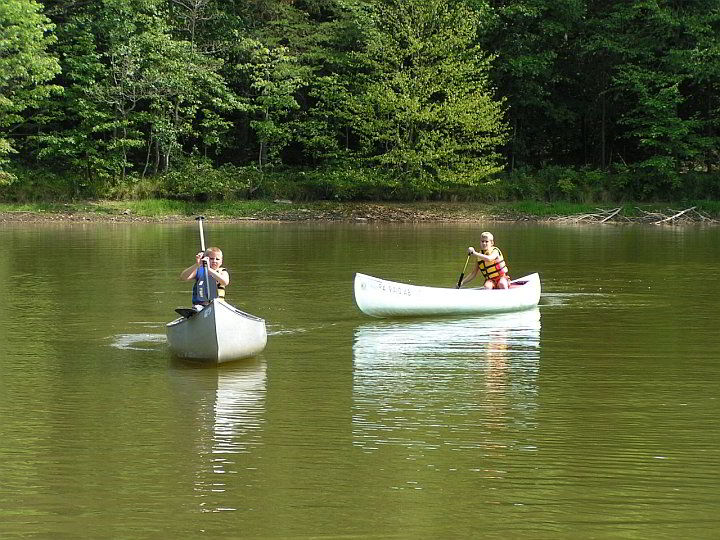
<box><xmin>0</xmin><ymin>204</ymin><xmax>531</xmax><ymax>224</ymax></box>
<box><xmin>0</xmin><ymin>201</ymin><xmax>716</xmax><ymax>225</ymax></box>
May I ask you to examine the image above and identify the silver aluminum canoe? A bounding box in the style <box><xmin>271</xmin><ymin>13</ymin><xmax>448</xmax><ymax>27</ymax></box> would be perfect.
<box><xmin>354</xmin><ymin>272</ymin><xmax>541</xmax><ymax>318</ymax></box>
<box><xmin>166</xmin><ymin>299</ymin><xmax>267</xmax><ymax>363</ymax></box>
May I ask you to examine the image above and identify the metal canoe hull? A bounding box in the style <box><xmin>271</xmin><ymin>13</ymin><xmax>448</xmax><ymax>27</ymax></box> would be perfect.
<box><xmin>166</xmin><ymin>299</ymin><xmax>267</xmax><ymax>363</ymax></box>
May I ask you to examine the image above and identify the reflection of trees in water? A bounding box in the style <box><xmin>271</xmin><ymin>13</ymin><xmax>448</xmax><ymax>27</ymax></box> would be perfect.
<box><xmin>351</xmin><ymin>309</ymin><xmax>541</xmax><ymax>452</ymax></box>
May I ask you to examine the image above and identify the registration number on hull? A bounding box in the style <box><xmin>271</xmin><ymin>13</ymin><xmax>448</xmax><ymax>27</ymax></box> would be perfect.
<box><xmin>366</xmin><ymin>280</ymin><xmax>412</xmax><ymax>297</ymax></box>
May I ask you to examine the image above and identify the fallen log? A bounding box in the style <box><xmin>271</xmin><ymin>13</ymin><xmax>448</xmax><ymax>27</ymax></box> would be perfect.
<box><xmin>653</xmin><ymin>206</ymin><xmax>696</xmax><ymax>225</ymax></box>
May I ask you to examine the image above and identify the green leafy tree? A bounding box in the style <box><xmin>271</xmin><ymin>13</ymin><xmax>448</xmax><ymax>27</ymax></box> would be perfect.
<box><xmin>289</xmin><ymin>0</ymin><xmax>375</xmax><ymax>166</ymax></box>
<box><xmin>661</xmin><ymin>2</ymin><xmax>720</xmax><ymax>173</ymax></box>
<box><xmin>33</xmin><ymin>0</ymin><xmax>241</xmax><ymax>185</ymax></box>
<box><xmin>347</xmin><ymin>0</ymin><xmax>508</xmax><ymax>191</ymax></box>
<box><xmin>239</xmin><ymin>41</ymin><xmax>302</xmax><ymax>173</ymax></box>
<box><xmin>34</xmin><ymin>0</ymin><xmax>168</xmax><ymax>182</ymax></box>
<box><xmin>482</xmin><ymin>0</ymin><xmax>586</xmax><ymax>169</ymax></box>
<box><xmin>32</xmin><ymin>16</ymin><xmax>107</xmax><ymax>192</ymax></box>
<box><xmin>483</xmin><ymin>0</ymin><xmax>720</xmax><ymax>190</ymax></box>
<box><xmin>0</xmin><ymin>0</ymin><xmax>61</xmax><ymax>182</ymax></box>
<box><xmin>580</xmin><ymin>1</ymin><xmax>720</xmax><ymax>188</ymax></box>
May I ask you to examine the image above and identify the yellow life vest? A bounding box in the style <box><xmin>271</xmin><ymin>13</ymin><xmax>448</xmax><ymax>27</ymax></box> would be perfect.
<box><xmin>216</xmin><ymin>266</ymin><xmax>227</xmax><ymax>298</ymax></box>
<box><xmin>478</xmin><ymin>247</ymin><xmax>509</xmax><ymax>280</ymax></box>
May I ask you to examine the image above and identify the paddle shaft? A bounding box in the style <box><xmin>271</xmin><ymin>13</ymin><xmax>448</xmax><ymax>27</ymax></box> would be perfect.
<box><xmin>197</xmin><ymin>215</ymin><xmax>207</xmax><ymax>251</ymax></box>
<box><xmin>456</xmin><ymin>255</ymin><xmax>471</xmax><ymax>289</ymax></box>
<box><xmin>196</xmin><ymin>216</ymin><xmax>213</xmax><ymax>301</ymax></box>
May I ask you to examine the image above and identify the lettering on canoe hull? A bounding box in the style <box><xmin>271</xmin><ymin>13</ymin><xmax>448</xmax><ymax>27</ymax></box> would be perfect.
<box><xmin>364</xmin><ymin>279</ymin><xmax>413</xmax><ymax>297</ymax></box>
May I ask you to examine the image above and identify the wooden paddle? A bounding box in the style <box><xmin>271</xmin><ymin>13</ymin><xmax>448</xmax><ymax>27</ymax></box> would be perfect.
<box><xmin>456</xmin><ymin>254</ymin><xmax>471</xmax><ymax>289</ymax></box>
<box><xmin>195</xmin><ymin>216</ymin><xmax>217</xmax><ymax>302</ymax></box>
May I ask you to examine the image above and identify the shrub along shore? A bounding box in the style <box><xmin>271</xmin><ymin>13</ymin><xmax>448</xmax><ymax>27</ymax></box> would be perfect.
<box><xmin>1</xmin><ymin>200</ymin><xmax>718</xmax><ymax>225</ymax></box>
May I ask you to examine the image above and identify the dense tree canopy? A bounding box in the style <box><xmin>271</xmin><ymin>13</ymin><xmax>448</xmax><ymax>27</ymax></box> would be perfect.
<box><xmin>483</xmin><ymin>0</ymin><xmax>720</xmax><ymax>181</ymax></box>
<box><xmin>0</xmin><ymin>0</ymin><xmax>60</xmax><ymax>182</ymax></box>
<box><xmin>0</xmin><ymin>0</ymin><xmax>718</xmax><ymax>199</ymax></box>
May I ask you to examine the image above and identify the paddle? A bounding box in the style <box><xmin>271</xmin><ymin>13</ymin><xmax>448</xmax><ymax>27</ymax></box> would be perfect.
<box><xmin>456</xmin><ymin>254</ymin><xmax>471</xmax><ymax>289</ymax></box>
<box><xmin>195</xmin><ymin>216</ymin><xmax>218</xmax><ymax>303</ymax></box>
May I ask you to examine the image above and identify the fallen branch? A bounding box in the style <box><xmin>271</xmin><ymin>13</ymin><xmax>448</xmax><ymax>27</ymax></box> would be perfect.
<box><xmin>653</xmin><ymin>206</ymin><xmax>696</xmax><ymax>225</ymax></box>
<box><xmin>599</xmin><ymin>207</ymin><xmax>622</xmax><ymax>223</ymax></box>
<box><xmin>551</xmin><ymin>207</ymin><xmax>624</xmax><ymax>224</ymax></box>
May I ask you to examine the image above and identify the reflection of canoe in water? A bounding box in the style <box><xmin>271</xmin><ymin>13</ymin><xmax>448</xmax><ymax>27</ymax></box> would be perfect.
<box><xmin>168</xmin><ymin>358</ymin><xmax>267</xmax><ymax>499</ymax></box>
<box><xmin>352</xmin><ymin>310</ymin><xmax>541</xmax><ymax>452</ymax></box>
<box><xmin>353</xmin><ymin>308</ymin><xmax>541</xmax><ymax>362</ymax></box>
<box><xmin>213</xmin><ymin>361</ymin><xmax>267</xmax><ymax>456</ymax></box>
<box><xmin>166</xmin><ymin>299</ymin><xmax>267</xmax><ymax>363</ymax></box>
<box><xmin>354</xmin><ymin>272</ymin><xmax>541</xmax><ymax>318</ymax></box>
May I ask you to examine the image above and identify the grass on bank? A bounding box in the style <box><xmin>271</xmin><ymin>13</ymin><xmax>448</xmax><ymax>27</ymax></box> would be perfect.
<box><xmin>0</xmin><ymin>199</ymin><xmax>279</xmax><ymax>218</ymax></box>
<box><xmin>3</xmin><ymin>163</ymin><xmax>719</xmax><ymax>220</ymax></box>
<box><xmin>2</xmin><ymin>199</ymin><xmax>720</xmax><ymax>221</ymax></box>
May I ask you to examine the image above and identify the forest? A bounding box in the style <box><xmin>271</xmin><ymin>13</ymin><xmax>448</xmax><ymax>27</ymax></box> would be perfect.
<box><xmin>1</xmin><ymin>0</ymin><xmax>719</xmax><ymax>202</ymax></box>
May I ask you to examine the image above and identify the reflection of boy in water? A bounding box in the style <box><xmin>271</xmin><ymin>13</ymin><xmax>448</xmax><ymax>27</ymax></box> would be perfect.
<box><xmin>487</xmin><ymin>330</ymin><xmax>510</xmax><ymax>384</ymax></box>
<box><xmin>180</xmin><ymin>247</ymin><xmax>230</xmax><ymax>308</ymax></box>
<box><xmin>461</xmin><ymin>232</ymin><xmax>510</xmax><ymax>289</ymax></box>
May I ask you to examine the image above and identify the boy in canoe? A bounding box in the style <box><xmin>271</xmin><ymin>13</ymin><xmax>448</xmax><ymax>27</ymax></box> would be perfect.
<box><xmin>460</xmin><ymin>232</ymin><xmax>510</xmax><ymax>289</ymax></box>
<box><xmin>180</xmin><ymin>247</ymin><xmax>230</xmax><ymax>310</ymax></box>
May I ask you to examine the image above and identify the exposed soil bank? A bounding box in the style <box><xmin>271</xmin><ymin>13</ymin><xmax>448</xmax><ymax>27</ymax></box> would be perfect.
<box><xmin>0</xmin><ymin>203</ymin><xmax>529</xmax><ymax>224</ymax></box>
<box><xmin>0</xmin><ymin>202</ymin><xmax>716</xmax><ymax>225</ymax></box>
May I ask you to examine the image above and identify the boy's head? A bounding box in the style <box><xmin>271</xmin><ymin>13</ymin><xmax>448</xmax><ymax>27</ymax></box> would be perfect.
<box><xmin>480</xmin><ymin>232</ymin><xmax>494</xmax><ymax>249</ymax></box>
<box><xmin>205</xmin><ymin>247</ymin><xmax>223</xmax><ymax>267</ymax></box>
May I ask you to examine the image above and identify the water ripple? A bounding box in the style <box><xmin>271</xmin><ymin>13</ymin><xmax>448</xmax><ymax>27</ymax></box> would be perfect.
<box><xmin>110</xmin><ymin>333</ymin><xmax>166</xmax><ymax>351</ymax></box>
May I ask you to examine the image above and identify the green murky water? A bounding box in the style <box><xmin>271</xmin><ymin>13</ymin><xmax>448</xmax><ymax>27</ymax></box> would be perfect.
<box><xmin>1</xmin><ymin>221</ymin><xmax>718</xmax><ymax>537</ymax></box>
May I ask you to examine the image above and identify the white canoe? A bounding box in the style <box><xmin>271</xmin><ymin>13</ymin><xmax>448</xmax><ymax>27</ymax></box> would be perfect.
<box><xmin>166</xmin><ymin>299</ymin><xmax>267</xmax><ymax>363</ymax></box>
<box><xmin>354</xmin><ymin>272</ymin><xmax>541</xmax><ymax>317</ymax></box>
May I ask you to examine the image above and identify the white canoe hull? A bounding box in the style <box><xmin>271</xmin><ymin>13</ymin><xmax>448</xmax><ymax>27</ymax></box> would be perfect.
<box><xmin>354</xmin><ymin>272</ymin><xmax>541</xmax><ymax>318</ymax></box>
<box><xmin>166</xmin><ymin>299</ymin><xmax>267</xmax><ymax>363</ymax></box>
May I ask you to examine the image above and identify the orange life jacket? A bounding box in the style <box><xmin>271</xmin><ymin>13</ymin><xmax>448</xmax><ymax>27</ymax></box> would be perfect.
<box><xmin>478</xmin><ymin>247</ymin><xmax>509</xmax><ymax>280</ymax></box>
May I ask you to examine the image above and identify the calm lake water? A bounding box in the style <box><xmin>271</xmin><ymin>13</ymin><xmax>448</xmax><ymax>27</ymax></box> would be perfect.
<box><xmin>1</xmin><ymin>220</ymin><xmax>719</xmax><ymax>538</ymax></box>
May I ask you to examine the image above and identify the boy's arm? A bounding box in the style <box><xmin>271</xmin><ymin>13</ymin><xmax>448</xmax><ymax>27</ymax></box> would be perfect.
<box><xmin>207</xmin><ymin>267</ymin><xmax>229</xmax><ymax>287</ymax></box>
<box><xmin>180</xmin><ymin>252</ymin><xmax>204</xmax><ymax>281</ymax></box>
<box><xmin>461</xmin><ymin>265</ymin><xmax>479</xmax><ymax>286</ymax></box>
<box><xmin>180</xmin><ymin>264</ymin><xmax>199</xmax><ymax>281</ymax></box>
<box><xmin>468</xmin><ymin>246</ymin><xmax>496</xmax><ymax>262</ymax></box>
<box><xmin>485</xmin><ymin>247</ymin><xmax>500</xmax><ymax>262</ymax></box>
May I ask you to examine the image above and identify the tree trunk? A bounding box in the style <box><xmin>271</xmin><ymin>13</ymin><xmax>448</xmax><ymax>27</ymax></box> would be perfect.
<box><xmin>154</xmin><ymin>139</ymin><xmax>160</xmax><ymax>176</ymax></box>
<box><xmin>601</xmin><ymin>92</ymin><xmax>606</xmax><ymax>169</ymax></box>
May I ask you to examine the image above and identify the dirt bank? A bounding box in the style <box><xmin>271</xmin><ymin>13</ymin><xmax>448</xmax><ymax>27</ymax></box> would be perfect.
<box><xmin>0</xmin><ymin>202</ymin><xmax>715</xmax><ymax>225</ymax></box>
<box><xmin>0</xmin><ymin>204</ymin><xmax>529</xmax><ymax>224</ymax></box>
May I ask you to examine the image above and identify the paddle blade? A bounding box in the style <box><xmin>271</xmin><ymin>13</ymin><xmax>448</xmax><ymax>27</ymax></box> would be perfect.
<box><xmin>456</xmin><ymin>273</ymin><xmax>464</xmax><ymax>289</ymax></box>
<box><xmin>195</xmin><ymin>262</ymin><xmax>218</xmax><ymax>302</ymax></box>
<box><xmin>206</xmin><ymin>271</ymin><xmax>218</xmax><ymax>300</ymax></box>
